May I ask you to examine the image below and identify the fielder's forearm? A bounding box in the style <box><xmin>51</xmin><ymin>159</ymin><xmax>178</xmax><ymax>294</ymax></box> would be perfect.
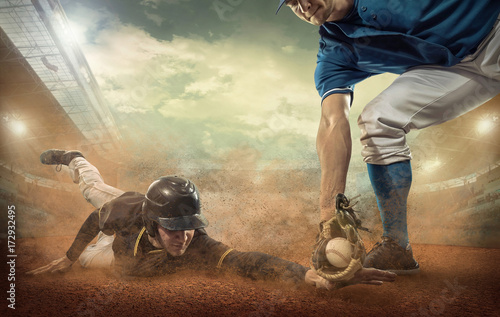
<box><xmin>316</xmin><ymin>94</ymin><xmax>352</xmax><ymax>221</ymax></box>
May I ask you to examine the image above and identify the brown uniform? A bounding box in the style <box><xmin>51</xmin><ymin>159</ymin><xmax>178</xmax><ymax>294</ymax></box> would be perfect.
<box><xmin>66</xmin><ymin>192</ymin><xmax>309</xmax><ymax>285</ymax></box>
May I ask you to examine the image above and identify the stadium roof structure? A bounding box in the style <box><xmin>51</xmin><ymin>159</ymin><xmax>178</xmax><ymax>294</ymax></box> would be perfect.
<box><xmin>0</xmin><ymin>0</ymin><xmax>121</xmax><ymax>175</ymax></box>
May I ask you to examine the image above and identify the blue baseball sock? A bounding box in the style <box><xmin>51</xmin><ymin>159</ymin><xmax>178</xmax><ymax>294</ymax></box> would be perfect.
<box><xmin>367</xmin><ymin>161</ymin><xmax>412</xmax><ymax>248</ymax></box>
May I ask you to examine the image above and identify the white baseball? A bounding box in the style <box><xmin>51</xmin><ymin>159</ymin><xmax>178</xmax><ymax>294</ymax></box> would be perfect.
<box><xmin>325</xmin><ymin>237</ymin><xmax>353</xmax><ymax>268</ymax></box>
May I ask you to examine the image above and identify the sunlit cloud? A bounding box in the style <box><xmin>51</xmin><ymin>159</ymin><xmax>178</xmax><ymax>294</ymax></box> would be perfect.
<box><xmin>72</xmin><ymin>6</ymin><xmax>320</xmax><ymax>140</ymax></box>
<box><xmin>63</xmin><ymin>2</ymin><xmax>396</xmax><ymax>166</ymax></box>
<box><xmin>144</xmin><ymin>11</ymin><xmax>165</xmax><ymax>26</ymax></box>
<box><xmin>140</xmin><ymin>0</ymin><xmax>190</xmax><ymax>9</ymax></box>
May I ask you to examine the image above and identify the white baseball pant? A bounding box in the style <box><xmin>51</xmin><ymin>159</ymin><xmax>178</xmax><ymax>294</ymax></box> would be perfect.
<box><xmin>68</xmin><ymin>157</ymin><xmax>123</xmax><ymax>268</ymax></box>
<box><xmin>358</xmin><ymin>14</ymin><xmax>500</xmax><ymax>165</ymax></box>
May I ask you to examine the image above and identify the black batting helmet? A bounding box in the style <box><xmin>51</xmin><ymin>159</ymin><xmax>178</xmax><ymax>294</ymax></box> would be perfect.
<box><xmin>142</xmin><ymin>176</ymin><xmax>209</xmax><ymax>237</ymax></box>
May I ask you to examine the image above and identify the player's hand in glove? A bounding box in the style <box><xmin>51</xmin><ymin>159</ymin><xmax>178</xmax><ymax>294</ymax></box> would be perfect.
<box><xmin>311</xmin><ymin>193</ymin><xmax>368</xmax><ymax>283</ymax></box>
<box><xmin>345</xmin><ymin>267</ymin><xmax>397</xmax><ymax>286</ymax></box>
<box><xmin>26</xmin><ymin>255</ymin><xmax>74</xmax><ymax>275</ymax></box>
<box><xmin>305</xmin><ymin>267</ymin><xmax>396</xmax><ymax>290</ymax></box>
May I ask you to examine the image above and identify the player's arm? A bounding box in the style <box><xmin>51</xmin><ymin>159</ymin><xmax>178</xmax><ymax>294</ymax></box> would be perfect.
<box><xmin>305</xmin><ymin>267</ymin><xmax>397</xmax><ymax>289</ymax></box>
<box><xmin>316</xmin><ymin>93</ymin><xmax>352</xmax><ymax>221</ymax></box>
<box><xmin>193</xmin><ymin>235</ymin><xmax>395</xmax><ymax>289</ymax></box>
<box><xmin>25</xmin><ymin>255</ymin><xmax>74</xmax><ymax>275</ymax></box>
<box><xmin>190</xmin><ymin>234</ymin><xmax>309</xmax><ymax>285</ymax></box>
<box><xmin>221</xmin><ymin>249</ymin><xmax>310</xmax><ymax>285</ymax></box>
<box><xmin>27</xmin><ymin>208</ymin><xmax>104</xmax><ymax>275</ymax></box>
<box><xmin>221</xmin><ymin>250</ymin><xmax>395</xmax><ymax>289</ymax></box>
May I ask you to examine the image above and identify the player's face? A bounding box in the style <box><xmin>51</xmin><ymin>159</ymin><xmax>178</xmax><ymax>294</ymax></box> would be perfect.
<box><xmin>157</xmin><ymin>226</ymin><xmax>195</xmax><ymax>257</ymax></box>
<box><xmin>285</xmin><ymin>0</ymin><xmax>353</xmax><ymax>26</ymax></box>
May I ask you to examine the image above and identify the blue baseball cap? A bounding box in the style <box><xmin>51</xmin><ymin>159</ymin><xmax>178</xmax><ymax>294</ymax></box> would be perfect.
<box><xmin>276</xmin><ymin>0</ymin><xmax>287</xmax><ymax>14</ymax></box>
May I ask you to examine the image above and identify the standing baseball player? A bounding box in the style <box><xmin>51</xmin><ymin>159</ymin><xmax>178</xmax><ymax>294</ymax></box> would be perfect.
<box><xmin>276</xmin><ymin>0</ymin><xmax>500</xmax><ymax>274</ymax></box>
<box><xmin>27</xmin><ymin>149</ymin><xmax>395</xmax><ymax>289</ymax></box>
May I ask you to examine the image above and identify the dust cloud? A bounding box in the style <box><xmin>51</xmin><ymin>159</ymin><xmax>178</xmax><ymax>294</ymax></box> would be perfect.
<box><xmin>116</xmin><ymin>144</ymin><xmax>322</xmax><ymax>258</ymax></box>
<box><xmin>12</xmin><ymin>139</ymin><xmax>500</xmax><ymax>258</ymax></box>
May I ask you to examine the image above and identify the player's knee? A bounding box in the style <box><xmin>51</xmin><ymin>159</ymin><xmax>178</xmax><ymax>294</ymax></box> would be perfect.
<box><xmin>81</xmin><ymin>184</ymin><xmax>96</xmax><ymax>201</ymax></box>
<box><xmin>358</xmin><ymin>97</ymin><xmax>410</xmax><ymax>139</ymax></box>
<box><xmin>358</xmin><ymin>106</ymin><xmax>411</xmax><ymax>164</ymax></box>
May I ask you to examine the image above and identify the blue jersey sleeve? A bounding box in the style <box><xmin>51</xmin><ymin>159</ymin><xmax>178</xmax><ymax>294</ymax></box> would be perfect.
<box><xmin>313</xmin><ymin>0</ymin><xmax>500</xmax><ymax>104</ymax></box>
<box><xmin>314</xmin><ymin>35</ymin><xmax>373</xmax><ymax>103</ymax></box>
<box><xmin>315</xmin><ymin>60</ymin><xmax>372</xmax><ymax>102</ymax></box>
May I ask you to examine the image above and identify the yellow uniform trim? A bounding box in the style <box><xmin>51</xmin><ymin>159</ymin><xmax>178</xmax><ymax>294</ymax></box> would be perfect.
<box><xmin>134</xmin><ymin>227</ymin><xmax>165</xmax><ymax>256</ymax></box>
<box><xmin>217</xmin><ymin>248</ymin><xmax>234</xmax><ymax>269</ymax></box>
<box><xmin>97</xmin><ymin>206</ymin><xmax>104</xmax><ymax>223</ymax></box>
<box><xmin>134</xmin><ymin>227</ymin><xmax>147</xmax><ymax>257</ymax></box>
<box><xmin>147</xmin><ymin>250</ymin><xmax>164</xmax><ymax>254</ymax></box>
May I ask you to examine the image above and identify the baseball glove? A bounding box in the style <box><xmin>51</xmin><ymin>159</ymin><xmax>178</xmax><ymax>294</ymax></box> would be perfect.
<box><xmin>311</xmin><ymin>193</ymin><xmax>368</xmax><ymax>282</ymax></box>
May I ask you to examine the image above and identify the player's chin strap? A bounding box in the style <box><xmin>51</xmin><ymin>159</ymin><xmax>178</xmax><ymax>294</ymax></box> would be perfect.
<box><xmin>312</xmin><ymin>194</ymin><xmax>367</xmax><ymax>282</ymax></box>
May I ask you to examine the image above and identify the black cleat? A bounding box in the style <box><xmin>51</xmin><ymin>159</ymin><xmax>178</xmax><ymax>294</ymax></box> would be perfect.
<box><xmin>364</xmin><ymin>236</ymin><xmax>420</xmax><ymax>275</ymax></box>
<box><xmin>40</xmin><ymin>149</ymin><xmax>84</xmax><ymax>166</ymax></box>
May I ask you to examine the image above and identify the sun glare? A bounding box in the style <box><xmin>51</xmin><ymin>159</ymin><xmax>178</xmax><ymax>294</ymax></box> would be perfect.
<box><xmin>11</xmin><ymin>120</ymin><xmax>26</xmax><ymax>136</ymax></box>
<box><xmin>477</xmin><ymin>118</ymin><xmax>494</xmax><ymax>135</ymax></box>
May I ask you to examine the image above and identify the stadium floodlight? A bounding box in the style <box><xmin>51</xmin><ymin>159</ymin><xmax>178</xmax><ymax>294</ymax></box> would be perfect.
<box><xmin>10</xmin><ymin>119</ymin><xmax>26</xmax><ymax>136</ymax></box>
<box><xmin>425</xmin><ymin>158</ymin><xmax>441</xmax><ymax>172</ymax></box>
<box><xmin>477</xmin><ymin>117</ymin><xmax>494</xmax><ymax>135</ymax></box>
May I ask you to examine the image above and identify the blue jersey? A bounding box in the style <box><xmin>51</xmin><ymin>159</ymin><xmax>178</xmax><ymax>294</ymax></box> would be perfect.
<box><xmin>315</xmin><ymin>0</ymin><xmax>500</xmax><ymax>101</ymax></box>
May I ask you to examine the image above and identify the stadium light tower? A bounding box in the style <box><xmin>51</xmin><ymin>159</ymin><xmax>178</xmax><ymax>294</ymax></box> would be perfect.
<box><xmin>8</xmin><ymin>119</ymin><xmax>26</xmax><ymax>136</ymax></box>
<box><xmin>477</xmin><ymin>117</ymin><xmax>495</xmax><ymax>135</ymax></box>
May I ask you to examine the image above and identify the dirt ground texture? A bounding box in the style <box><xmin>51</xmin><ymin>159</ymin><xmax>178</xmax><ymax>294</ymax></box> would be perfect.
<box><xmin>1</xmin><ymin>236</ymin><xmax>499</xmax><ymax>317</ymax></box>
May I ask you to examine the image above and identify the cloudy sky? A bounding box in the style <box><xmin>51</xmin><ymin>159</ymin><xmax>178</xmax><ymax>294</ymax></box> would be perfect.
<box><xmin>59</xmin><ymin>0</ymin><xmax>397</xmax><ymax>169</ymax></box>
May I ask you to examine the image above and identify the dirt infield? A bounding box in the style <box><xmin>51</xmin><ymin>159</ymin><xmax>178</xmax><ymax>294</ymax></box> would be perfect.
<box><xmin>1</xmin><ymin>236</ymin><xmax>499</xmax><ymax>317</ymax></box>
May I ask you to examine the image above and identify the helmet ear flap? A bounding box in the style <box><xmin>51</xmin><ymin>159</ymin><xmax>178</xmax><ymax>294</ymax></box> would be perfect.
<box><xmin>142</xmin><ymin>201</ymin><xmax>157</xmax><ymax>237</ymax></box>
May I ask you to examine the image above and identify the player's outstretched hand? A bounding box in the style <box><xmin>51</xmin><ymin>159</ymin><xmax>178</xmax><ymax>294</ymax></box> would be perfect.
<box><xmin>26</xmin><ymin>255</ymin><xmax>74</xmax><ymax>275</ymax></box>
<box><xmin>344</xmin><ymin>267</ymin><xmax>397</xmax><ymax>286</ymax></box>
<box><xmin>305</xmin><ymin>267</ymin><xmax>396</xmax><ymax>290</ymax></box>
